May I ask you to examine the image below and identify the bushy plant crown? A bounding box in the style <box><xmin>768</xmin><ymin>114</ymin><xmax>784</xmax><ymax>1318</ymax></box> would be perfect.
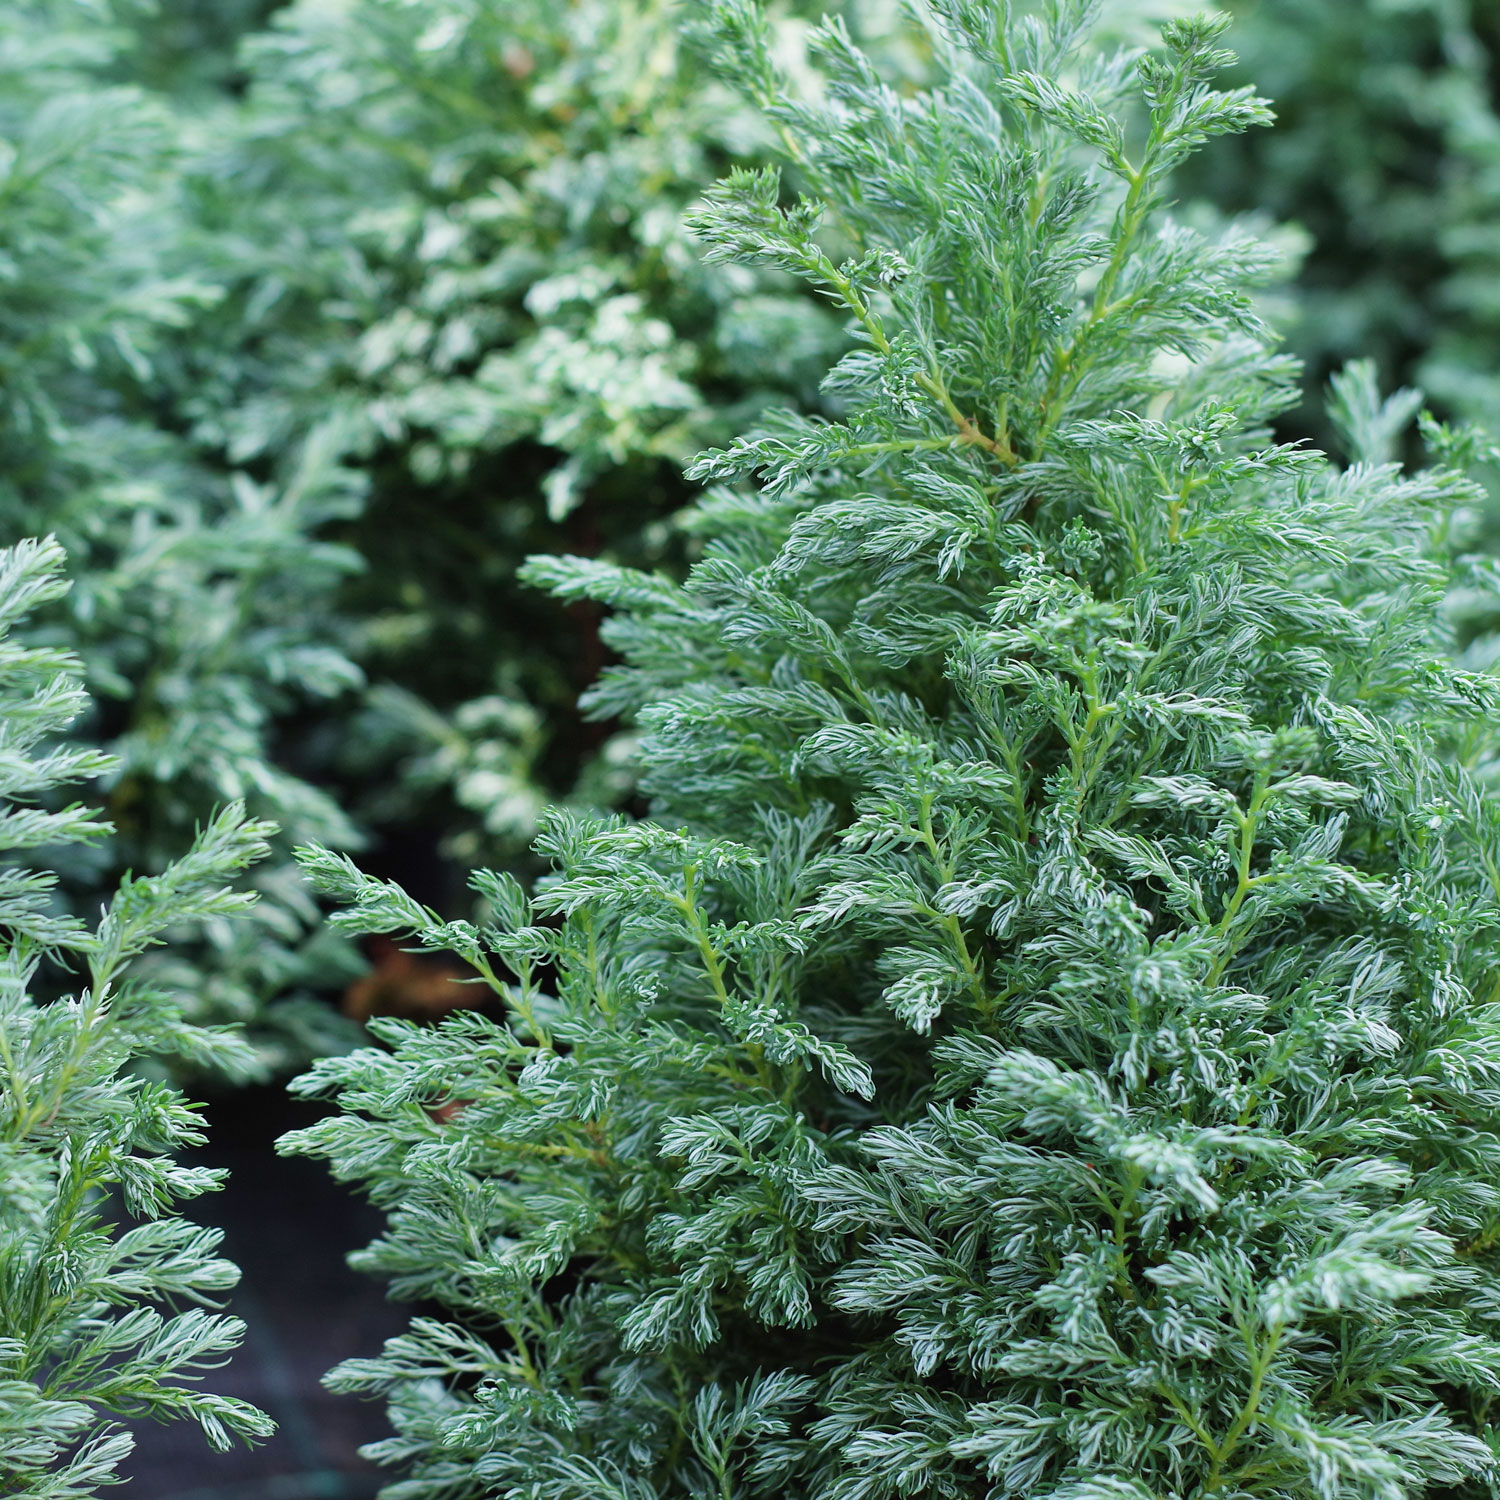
<box><xmin>0</xmin><ymin>539</ymin><xmax>274</xmax><ymax>1498</ymax></box>
<box><xmin>274</xmin><ymin>3</ymin><xmax>1500</xmax><ymax>1498</ymax></box>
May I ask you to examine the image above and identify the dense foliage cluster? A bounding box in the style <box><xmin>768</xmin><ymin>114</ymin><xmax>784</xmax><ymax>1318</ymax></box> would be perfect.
<box><xmin>7</xmin><ymin>0</ymin><xmax>1500</xmax><ymax>1496</ymax></box>
<box><xmin>0</xmin><ymin>539</ymin><xmax>273</xmax><ymax>1497</ymax></box>
<box><xmin>161</xmin><ymin>0</ymin><xmax>870</xmax><ymax>868</ymax></box>
<box><xmin>283</xmin><ymin>3</ymin><xmax>1500</xmax><ymax>1497</ymax></box>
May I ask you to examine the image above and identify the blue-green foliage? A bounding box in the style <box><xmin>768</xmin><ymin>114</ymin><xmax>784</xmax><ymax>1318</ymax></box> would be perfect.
<box><xmin>103</xmin><ymin>0</ymin><xmax>284</xmax><ymax>98</ymax></box>
<box><xmin>285</xmin><ymin>4</ymin><xmax>1500</xmax><ymax>1497</ymax></box>
<box><xmin>0</xmin><ymin>538</ymin><xmax>274</xmax><ymax>1498</ymax></box>
<box><xmin>0</xmin><ymin>0</ymin><xmax>366</xmax><ymax>1071</ymax></box>
<box><xmin>163</xmin><ymin>0</ymin><xmax>859</xmax><ymax>865</ymax></box>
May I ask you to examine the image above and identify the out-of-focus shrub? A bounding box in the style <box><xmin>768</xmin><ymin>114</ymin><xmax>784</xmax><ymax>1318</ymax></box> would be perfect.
<box><xmin>0</xmin><ymin>1</ymin><xmax>367</xmax><ymax>1071</ymax></box>
<box><xmin>1181</xmin><ymin>0</ymin><xmax>1500</xmax><ymax>452</ymax></box>
<box><xmin>163</xmin><ymin>0</ymin><xmax>867</xmax><ymax>876</ymax></box>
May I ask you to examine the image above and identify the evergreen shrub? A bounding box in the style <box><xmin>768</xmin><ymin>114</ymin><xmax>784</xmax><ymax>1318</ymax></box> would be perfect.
<box><xmin>0</xmin><ymin>0</ymin><xmax>367</xmax><ymax>1071</ymax></box>
<box><xmin>165</xmin><ymin>0</ymin><xmax>868</xmax><ymax>870</ymax></box>
<box><xmin>286</xmin><ymin>2</ymin><xmax>1500</xmax><ymax>1497</ymax></box>
<box><xmin>0</xmin><ymin>539</ymin><xmax>274</xmax><ymax>1497</ymax></box>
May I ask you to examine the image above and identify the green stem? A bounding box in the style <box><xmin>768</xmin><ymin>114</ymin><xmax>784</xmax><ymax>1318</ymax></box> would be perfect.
<box><xmin>916</xmin><ymin>796</ymin><xmax>987</xmax><ymax>1006</ymax></box>
<box><xmin>816</xmin><ymin>254</ymin><xmax>1017</xmax><ymax>465</ymax></box>
<box><xmin>1200</xmin><ymin>1328</ymin><xmax>1282</xmax><ymax>1496</ymax></box>
<box><xmin>676</xmin><ymin>866</ymin><xmax>773</xmax><ymax>1091</ymax></box>
<box><xmin>1206</xmin><ymin>770</ymin><xmax>1271</xmax><ymax>985</ymax></box>
<box><xmin>1036</xmin><ymin>114</ymin><xmax>1166</xmax><ymax>456</ymax></box>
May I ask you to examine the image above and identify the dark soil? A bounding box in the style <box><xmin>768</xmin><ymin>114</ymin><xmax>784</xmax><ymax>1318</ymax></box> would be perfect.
<box><xmin>120</xmin><ymin>1084</ymin><xmax>413</xmax><ymax>1500</ymax></box>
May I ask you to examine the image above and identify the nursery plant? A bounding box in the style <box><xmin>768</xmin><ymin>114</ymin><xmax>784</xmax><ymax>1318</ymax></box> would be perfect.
<box><xmin>0</xmin><ymin>538</ymin><xmax>273</xmax><ymax>1497</ymax></box>
<box><xmin>0</xmin><ymin>0</ymin><xmax>367</xmax><ymax>1070</ymax></box>
<box><xmin>285</xmin><ymin>1</ymin><xmax>1500</xmax><ymax>1497</ymax></box>
<box><xmin>164</xmin><ymin>0</ymin><xmax>869</xmax><ymax>870</ymax></box>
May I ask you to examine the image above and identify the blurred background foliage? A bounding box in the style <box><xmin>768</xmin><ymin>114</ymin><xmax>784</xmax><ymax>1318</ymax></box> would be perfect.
<box><xmin>0</xmin><ymin>0</ymin><xmax>871</xmax><ymax>1066</ymax></box>
<box><xmin>0</xmin><ymin>0</ymin><xmax>366</xmax><ymax>1073</ymax></box>
<box><xmin>1</xmin><ymin>0</ymin><xmax>1497</xmax><ymax>1063</ymax></box>
<box><xmin>1181</xmin><ymin>0</ymin><xmax>1500</xmax><ymax>453</ymax></box>
<box><xmin>162</xmin><ymin>0</ymin><xmax>868</xmax><ymax>882</ymax></box>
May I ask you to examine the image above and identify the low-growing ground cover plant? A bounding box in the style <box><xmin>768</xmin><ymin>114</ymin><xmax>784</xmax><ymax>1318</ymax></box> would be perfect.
<box><xmin>283</xmin><ymin>2</ymin><xmax>1500</xmax><ymax>1497</ymax></box>
<box><xmin>0</xmin><ymin>539</ymin><xmax>274</xmax><ymax>1498</ymax></box>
